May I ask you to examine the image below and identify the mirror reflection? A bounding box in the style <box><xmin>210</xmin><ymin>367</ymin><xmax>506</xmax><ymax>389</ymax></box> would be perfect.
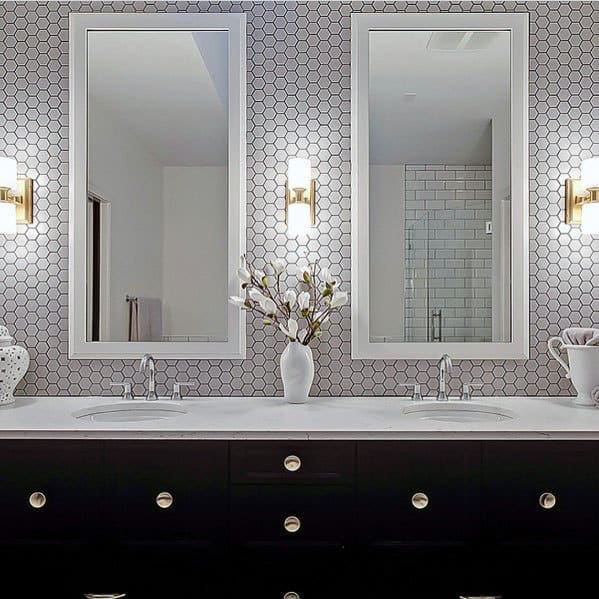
<box><xmin>86</xmin><ymin>30</ymin><xmax>229</xmax><ymax>342</ymax></box>
<box><xmin>369</xmin><ymin>30</ymin><xmax>511</xmax><ymax>343</ymax></box>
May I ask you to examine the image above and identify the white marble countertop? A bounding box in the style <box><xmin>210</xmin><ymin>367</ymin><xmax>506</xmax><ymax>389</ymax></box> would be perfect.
<box><xmin>0</xmin><ymin>395</ymin><xmax>599</xmax><ymax>439</ymax></box>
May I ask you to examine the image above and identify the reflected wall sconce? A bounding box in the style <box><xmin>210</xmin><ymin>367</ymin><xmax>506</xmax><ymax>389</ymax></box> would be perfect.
<box><xmin>0</xmin><ymin>156</ymin><xmax>33</xmax><ymax>234</ymax></box>
<box><xmin>285</xmin><ymin>157</ymin><xmax>315</xmax><ymax>238</ymax></box>
<box><xmin>565</xmin><ymin>157</ymin><xmax>599</xmax><ymax>234</ymax></box>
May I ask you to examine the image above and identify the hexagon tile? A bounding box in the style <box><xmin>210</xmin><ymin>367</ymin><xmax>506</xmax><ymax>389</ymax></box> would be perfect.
<box><xmin>0</xmin><ymin>1</ymin><xmax>596</xmax><ymax>398</ymax></box>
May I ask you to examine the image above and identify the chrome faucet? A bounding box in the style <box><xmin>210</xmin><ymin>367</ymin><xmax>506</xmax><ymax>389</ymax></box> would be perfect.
<box><xmin>139</xmin><ymin>354</ymin><xmax>158</xmax><ymax>401</ymax></box>
<box><xmin>437</xmin><ymin>353</ymin><xmax>453</xmax><ymax>401</ymax></box>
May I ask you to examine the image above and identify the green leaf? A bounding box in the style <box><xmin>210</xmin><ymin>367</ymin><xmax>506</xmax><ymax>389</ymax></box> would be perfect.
<box><xmin>262</xmin><ymin>276</ymin><xmax>269</xmax><ymax>287</ymax></box>
<box><xmin>303</xmin><ymin>272</ymin><xmax>311</xmax><ymax>284</ymax></box>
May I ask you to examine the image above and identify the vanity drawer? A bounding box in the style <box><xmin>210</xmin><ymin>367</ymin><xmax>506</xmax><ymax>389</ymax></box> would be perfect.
<box><xmin>231</xmin><ymin>485</ymin><xmax>353</xmax><ymax>547</ymax></box>
<box><xmin>104</xmin><ymin>441</ymin><xmax>228</xmax><ymax>544</ymax></box>
<box><xmin>357</xmin><ymin>441</ymin><xmax>481</xmax><ymax>547</ymax></box>
<box><xmin>483</xmin><ymin>441</ymin><xmax>598</xmax><ymax>546</ymax></box>
<box><xmin>230</xmin><ymin>441</ymin><xmax>355</xmax><ymax>485</ymax></box>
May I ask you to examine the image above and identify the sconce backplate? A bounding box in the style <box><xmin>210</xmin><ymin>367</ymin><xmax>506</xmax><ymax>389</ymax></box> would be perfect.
<box><xmin>14</xmin><ymin>178</ymin><xmax>33</xmax><ymax>224</ymax></box>
<box><xmin>285</xmin><ymin>179</ymin><xmax>316</xmax><ymax>226</ymax></box>
<box><xmin>565</xmin><ymin>177</ymin><xmax>583</xmax><ymax>225</ymax></box>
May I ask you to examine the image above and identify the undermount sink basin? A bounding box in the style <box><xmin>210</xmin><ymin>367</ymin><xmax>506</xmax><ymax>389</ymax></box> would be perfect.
<box><xmin>73</xmin><ymin>401</ymin><xmax>188</xmax><ymax>423</ymax></box>
<box><xmin>402</xmin><ymin>401</ymin><xmax>515</xmax><ymax>423</ymax></box>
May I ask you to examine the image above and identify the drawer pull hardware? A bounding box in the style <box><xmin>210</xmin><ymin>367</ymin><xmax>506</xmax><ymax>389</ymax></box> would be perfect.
<box><xmin>539</xmin><ymin>492</ymin><xmax>556</xmax><ymax>509</ymax></box>
<box><xmin>284</xmin><ymin>515</ymin><xmax>301</xmax><ymax>533</ymax></box>
<box><xmin>84</xmin><ymin>595</ymin><xmax>127</xmax><ymax>598</ymax></box>
<box><xmin>156</xmin><ymin>491</ymin><xmax>174</xmax><ymax>509</ymax></box>
<box><xmin>459</xmin><ymin>596</ymin><xmax>502</xmax><ymax>599</ymax></box>
<box><xmin>283</xmin><ymin>455</ymin><xmax>302</xmax><ymax>472</ymax></box>
<box><xmin>412</xmin><ymin>492</ymin><xmax>429</xmax><ymax>510</ymax></box>
<box><xmin>283</xmin><ymin>593</ymin><xmax>301</xmax><ymax>599</ymax></box>
<box><xmin>29</xmin><ymin>491</ymin><xmax>46</xmax><ymax>509</ymax></box>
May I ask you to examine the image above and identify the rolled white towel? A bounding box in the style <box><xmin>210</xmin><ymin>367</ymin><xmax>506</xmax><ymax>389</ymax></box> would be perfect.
<box><xmin>562</xmin><ymin>327</ymin><xmax>599</xmax><ymax>346</ymax></box>
<box><xmin>592</xmin><ymin>386</ymin><xmax>599</xmax><ymax>406</ymax></box>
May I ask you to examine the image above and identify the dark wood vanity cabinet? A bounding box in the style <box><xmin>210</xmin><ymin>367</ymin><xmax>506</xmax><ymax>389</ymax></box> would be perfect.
<box><xmin>3</xmin><ymin>438</ymin><xmax>599</xmax><ymax>597</ymax></box>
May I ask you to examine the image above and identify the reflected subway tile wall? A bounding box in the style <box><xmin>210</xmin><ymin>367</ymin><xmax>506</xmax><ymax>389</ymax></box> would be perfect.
<box><xmin>0</xmin><ymin>1</ymin><xmax>595</xmax><ymax>397</ymax></box>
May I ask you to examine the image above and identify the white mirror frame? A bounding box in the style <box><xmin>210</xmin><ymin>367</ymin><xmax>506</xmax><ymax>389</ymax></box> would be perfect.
<box><xmin>69</xmin><ymin>13</ymin><xmax>246</xmax><ymax>359</ymax></box>
<box><xmin>351</xmin><ymin>13</ymin><xmax>529</xmax><ymax>360</ymax></box>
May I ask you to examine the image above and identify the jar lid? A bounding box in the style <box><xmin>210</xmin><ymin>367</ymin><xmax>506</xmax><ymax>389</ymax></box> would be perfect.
<box><xmin>0</xmin><ymin>326</ymin><xmax>13</xmax><ymax>347</ymax></box>
<box><xmin>0</xmin><ymin>335</ymin><xmax>13</xmax><ymax>347</ymax></box>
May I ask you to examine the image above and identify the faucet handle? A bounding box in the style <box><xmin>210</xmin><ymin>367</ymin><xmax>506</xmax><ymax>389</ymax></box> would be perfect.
<box><xmin>398</xmin><ymin>383</ymin><xmax>422</xmax><ymax>401</ymax></box>
<box><xmin>110</xmin><ymin>382</ymin><xmax>134</xmax><ymax>400</ymax></box>
<box><xmin>461</xmin><ymin>382</ymin><xmax>483</xmax><ymax>401</ymax></box>
<box><xmin>171</xmin><ymin>382</ymin><xmax>197</xmax><ymax>401</ymax></box>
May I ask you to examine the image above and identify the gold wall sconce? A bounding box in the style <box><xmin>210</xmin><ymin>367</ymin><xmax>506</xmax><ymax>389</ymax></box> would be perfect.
<box><xmin>285</xmin><ymin>157</ymin><xmax>316</xmax><ymax>238</ymax></box>
<box><xmin>565</xmin><ymin>157</ymin><xmax>599</xmax><ymax>234</ymax></box>
<box><xmin>0</xmin><ymin>156</ymin><xmax>33</xmax><ymax>234</ymax></box>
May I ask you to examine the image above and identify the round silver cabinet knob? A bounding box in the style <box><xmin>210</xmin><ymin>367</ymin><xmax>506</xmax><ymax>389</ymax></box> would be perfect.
<box><xmin>156</xmin><ymin>491</ymin><xmax>174</xmax><ymax>509</ymax></box>
<box><xmin>283</xmin><ymin>454</ymin><xmax>302</xmax><ymax>472</ymax></box>
<box><xmin>29</xmin><ymin>491</ymin><xmax>46</xmax><ymax>509</ymax></box>
<box><xmin>411</xmin><ymin>492</ymin><xmax>429</xmax><ymax>510</ymax></box>
<box><xmin>539</xmin><ymin>492</ymin><xmax>556</xmax><ymax>510</ymax></box>
<box><xmin>283</xmin><ymin>593</ymin><xmax>301</xmax><ymax>599</ymax></box>
<box><xmin>283</xmin><ymin>515</ymin><xmax>301</xmax><ymax>533</ymax></box>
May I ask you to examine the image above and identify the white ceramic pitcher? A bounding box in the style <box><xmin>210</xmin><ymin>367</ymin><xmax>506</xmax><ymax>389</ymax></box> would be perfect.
<box><xmin>548</xmin><ymin>337</ymin><xmax>599</xmax><ymax>406</ymax></box>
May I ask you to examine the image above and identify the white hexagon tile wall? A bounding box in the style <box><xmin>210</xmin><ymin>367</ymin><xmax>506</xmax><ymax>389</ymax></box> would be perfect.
<box><xmin>0</xmin><ymin>1</ymin><xmax>596</xmax><ymax>398</ymax></box>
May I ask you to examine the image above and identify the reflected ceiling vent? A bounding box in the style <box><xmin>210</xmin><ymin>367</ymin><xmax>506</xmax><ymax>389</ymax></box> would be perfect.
<box><xmin>427</xmin><ymin>31</ymin><xmax>500</xmax><ymax>51</ymax></box>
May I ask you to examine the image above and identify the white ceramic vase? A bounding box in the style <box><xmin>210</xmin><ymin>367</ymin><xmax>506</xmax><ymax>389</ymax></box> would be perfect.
<box><xmin>280</xmin><ymin>341</ymin><xmax>314</xmax><ymax>404</ymax></box>
<box><xmin>548</xmin><ymin>337</ymin><xmax>599</xmax><ymax>406</ymax></box>
<box><xmin>0</xmin><ymin>325</ymin><xmax>30</xmax><ymax>406</ymax></box>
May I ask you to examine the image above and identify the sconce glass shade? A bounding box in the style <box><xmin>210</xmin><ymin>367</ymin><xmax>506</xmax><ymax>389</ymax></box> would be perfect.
<box><xmin>287</xmin><ymin>157</ymin><xmax>311</xmax><ymax>191</ymax></box>
<box><xmin>581</xmin><ymin>202</ymin><xmax>599</xmax><ymax>235</ymax></box>
<box><xmin>287</xmin><ymin>201</ymin><xmax>311</xmax><ymax>238</ymax></box>
<box><xmin>0</xmin><ymin>201</ymin><xmax>17</xmax><ymax>235</ymax></box>
<box><xmin>581</xmin><ymin>157</ymin><xmax>599</xmax><ymax>189</ymax></box>
<box><xmin>0</xmin><ymin>157</ymin><xmax>17</xmax><ymax>190</ymax></box>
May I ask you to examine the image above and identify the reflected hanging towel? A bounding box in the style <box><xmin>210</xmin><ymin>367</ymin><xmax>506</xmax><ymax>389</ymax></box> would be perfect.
<box><xmin>129</xmin><ymin>297</ymin><xmax>162</xmax><ymax>342</ymax></box>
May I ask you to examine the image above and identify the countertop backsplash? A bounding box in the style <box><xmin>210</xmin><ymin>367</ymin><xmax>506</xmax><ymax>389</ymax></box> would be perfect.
<box><xmin>0</xmin><ymin>1</ymin><xmax>596</xmax><ymax>398</ymax></box>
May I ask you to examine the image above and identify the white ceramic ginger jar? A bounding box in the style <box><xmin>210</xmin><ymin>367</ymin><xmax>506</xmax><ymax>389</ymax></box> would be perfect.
<box><xmin>0</xmin><ymin>325</ymin><xmax>30</xmax><ymax>405</ymax></box>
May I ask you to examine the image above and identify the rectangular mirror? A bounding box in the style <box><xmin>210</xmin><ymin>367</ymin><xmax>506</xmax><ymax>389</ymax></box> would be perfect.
<box><xmin>69</xmin><ymin>13</ymin><xmax>246</xmax><ymax>359</ymax></box>
<box><xmin>351</xmin><ymin>13</ymin><xmax>528</xmax><ymax>360</ymax></box>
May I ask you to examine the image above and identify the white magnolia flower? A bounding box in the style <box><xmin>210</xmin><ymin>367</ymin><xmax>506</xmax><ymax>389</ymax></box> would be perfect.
<box><xmin>279</xmin><ymin>318</ymin><xmax>299</xmax><ymax>341</ymax></box>
<box><xmin>237</xmin><ymin>266</ymin><xmax>251</xmax><ymax>284</ymax></box>
<box><xmin>290</xmin><ymin>262</ymin><xmax>310</xmax><ymax>282</ymax></box>
<box><xmin>271</xmin><ymin>258</ymin><xmax>286</xmax><ymax>275</ymax></box>
<box><xmin>298</xmin><ymin>291</ymin><xmax>310</xmax><ymax>311</ymax></box>
<box><xmin>248</xmin><ymin>288</ymin><xmax>267</xmax><ymax>305</ymax></box>
<box><xmin>283</xmin><ymin>289</ymin><xmax>297</xmax><ymax>309</ymax></box>
<box><xmin>255</xmin><ymin>269</ymin><xmax>267</xmax><ymax>285</ymax></box>
<box><xmin>263</xmin><ymin>298</ymin><xmax>277</xmax><ymax>315</ymax></box>
<box><xmin>228</xmin><ymin>296</ymin><xmax>246</xmax><ymax>308</ymax></box>
<box><xmin>321</xmin><ymin>267</ymin><xmax>335</xmax><ymax>286</ymax></box>
<box><xmin>329</xmin><ymin>290</ymin><xmax>348</xmax><ymax>309</ymax></box>
<box><xmin>298</xmin><ymin>328</ymin><xmax>308</xmax><ymax>344</ymax></box>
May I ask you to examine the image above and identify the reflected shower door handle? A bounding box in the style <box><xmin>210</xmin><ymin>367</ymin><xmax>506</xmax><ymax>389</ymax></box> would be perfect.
<box><xmin>430</xmin><ymin>309</ymin><xmax>442</xmax><ymax>342</ymax></box>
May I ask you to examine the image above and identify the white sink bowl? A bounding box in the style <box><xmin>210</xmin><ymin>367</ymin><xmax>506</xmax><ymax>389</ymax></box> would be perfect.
<box><xmin>402</xmin><ymin>401</ymin><xmax>515</xmax><ymax>423</ymax></box>
<box><xmin>73</xmin><ymin>401</ymin><xmax>188</xmax><ymax>423</ymax></box>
